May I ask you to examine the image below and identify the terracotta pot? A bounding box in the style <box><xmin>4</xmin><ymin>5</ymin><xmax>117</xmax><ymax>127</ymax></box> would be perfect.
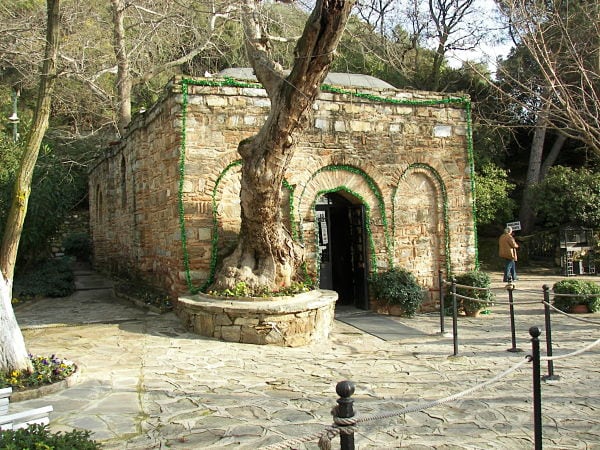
<box><xmin>465</xmin><ymin>308</ymin><xmax>482</xmax><ymax>317</ymax></box>
<box><xmin>571</xmin><ymin>304</ymin><xmax>589</xmax><ymax>314</ymax></box>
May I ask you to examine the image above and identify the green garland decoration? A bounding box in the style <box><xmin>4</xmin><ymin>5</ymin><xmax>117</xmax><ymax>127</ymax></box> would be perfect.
<box><xmin>321</xmin><ymin>84</ymin><xmax>469</xmax><ymax>107</ymax></box>
<box><xmin>311</xmin><ymin>186</ymin><xmax>378</xmax><ymax>277</ymax></box>
<box><xmin>392</xmin><ymin>163</ymin><xmax>452</xmax><ymax>275</ymax></box>
<box><xmin>177</xmin><ymin>76</ymin><xmax>479</xmax><ymax>292</ymax></box>
<box><xmin>299</xmin><ymin>164</ymin><xmax>393</xmax><ymax>269</ymax></box>
<box><xmin>465</xmin><ymin>102</ymin><xmax>480</xmax><ymax>269</ymax></box>
<box><xmin>178</xmin><ymin>80</ymin><xmax>193</xmax><ymax>291</ymax></box>
<box><xmin>197</xmin><ymin>159</ymin><xmax>243</xmax><ymax>293</ymax></box>
<box><xmin>282</xmin><ymin>179</ymin><xmax>298</xmax><ymax>240</ymax></box>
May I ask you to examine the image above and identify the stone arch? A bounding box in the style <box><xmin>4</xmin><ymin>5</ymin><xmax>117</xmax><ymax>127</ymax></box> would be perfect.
<box><xmin>392</xmin><ymin>163</ymin><xmax>449</xmax><ymax>289</ymax></box>
<box><xmin>187</xmin><ymin>160</ymin><xmax>296</xmax><ymax>292</ymax></box>
<box><xmin>297</xmin><ymin>165</ymin><xmax>392</xmax><ymax>275</ymax></box>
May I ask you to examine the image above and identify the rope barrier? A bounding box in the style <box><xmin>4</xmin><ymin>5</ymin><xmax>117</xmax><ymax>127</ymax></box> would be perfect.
<box><xmin>541</xmin><ymin>336</ymin><xmax>600</xmax><ymax>361</ymax></box>
<box><xmin>263</xmin><ymin>283</ymin><xmax>600</xmax><ymax>450</ymax></box>
<box><xmin>453</xmin><ymin>283</ymin><xmax>491</xmax><ymax>292</ymax></box>
<box><xmin>260</xmin><ymin>357</ymin><xmax>530</xmax><ymax>450</ymax></box>
<box><xmin>511</xmin><ymin>288</ymin><xmax>545</xmax><ymax>295</ymax></box>
<box><xmin>542</xmin><ymin>300</ymin><xmax>600</xmax><ymax>326</ymax></box>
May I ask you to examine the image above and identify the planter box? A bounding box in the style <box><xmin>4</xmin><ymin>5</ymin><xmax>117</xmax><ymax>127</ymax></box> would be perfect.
<box><xmin>176</xmin><ymin>290</ymin><xmax>338</xmax><ymax>347</ymax></box>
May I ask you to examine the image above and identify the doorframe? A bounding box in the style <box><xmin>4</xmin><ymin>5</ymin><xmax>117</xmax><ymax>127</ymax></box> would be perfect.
<box><xmin>314</xmin><ymin>192</ymin><xmax>370</xmax><ymax>309</ymax></box>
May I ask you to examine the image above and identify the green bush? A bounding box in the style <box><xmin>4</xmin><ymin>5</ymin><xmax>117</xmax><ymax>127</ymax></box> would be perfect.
<box><xmin>63</xmin><ymin>232</ymin><xmax>92</xmax><ymax>261</ymax></box>
<box><xmin>0</xmin><ymin>424</ymin><xmax>101</xmax><ymax>450</ymax></box>
<box><xmin>13</xmin><ymin>257</ymin><xmax>75</xmax><ymax>299</ymax></box>
<box><xmin>370</xmin><ymin>268</ymin><xmax>423</xmax><ymax>317</ymax></box>
<box><xmin>552</xmin><ymin>279</ymin><xmax>600</xmax><ymax>313</ymax></box>
<box><xmin>532</xmin><ymin>166</ymin><xmax>600</xmax><ymax>229</ymax></box>
<box><xmin>446</xmin><ymin>271</ymin><xmax>494</xmax><ymax>316</ymax></box>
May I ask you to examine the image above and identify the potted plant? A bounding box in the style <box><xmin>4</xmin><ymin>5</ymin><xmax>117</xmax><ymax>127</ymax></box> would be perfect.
<box><xmin>552</xmin><ymin>279</ymin><xmax>600</xmax><ymax>313</ymax></box>
<box><xmin>446</xmin><ymin>271</ymin><xmax>495</xmax><ymax>317</ymax></box>
<box><xmin>370</xmin><ymin>268</ymin><xmax>424</xmax><ymax>317</ymax></box>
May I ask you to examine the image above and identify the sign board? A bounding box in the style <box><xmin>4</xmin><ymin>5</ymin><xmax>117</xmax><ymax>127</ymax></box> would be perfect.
<box><xmin>506</xmin><ymin>221</ymin><xmax>521</xmax><ymax>231</ymax></box>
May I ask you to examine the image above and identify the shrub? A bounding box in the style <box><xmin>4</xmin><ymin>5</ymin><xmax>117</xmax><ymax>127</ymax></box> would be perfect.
<box><xmin>0</xmin><ymin>424</ymin><xmax>101</xmax><ymax>450</ymax></box>
<box><xmin>446</xmin><ymin>271</ymin><xmax>494</xmax><ymax>316</ymax></box>
<box><xmin>13</xmin><ymin>257</ymin><xmax>75</xmax><ymax>299</ymax></box>
<box><xmin>63</xmin><ymin>232</ymin><xmax>92</xmax><ymax>262</ymax></box>
<box><xmin>532</xmin><ymin>166</ymin><xmax>600</xmax><ymax>229</ymax></box>
<box><xmin>370</xmin><ymin>268</ymin><xmax>423</xmax><ymax>317</ymax></box>
<box><xmin>552</xmin><ymin>279</ymin><xmax>600</xmax><ymax>313</ymax></box>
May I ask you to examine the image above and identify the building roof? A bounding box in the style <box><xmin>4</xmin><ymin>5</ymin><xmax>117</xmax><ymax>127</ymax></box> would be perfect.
<box><xmin>216</xmin><ymin>68</ymin><xmax>396</xmax><ymax>90</ymax></box>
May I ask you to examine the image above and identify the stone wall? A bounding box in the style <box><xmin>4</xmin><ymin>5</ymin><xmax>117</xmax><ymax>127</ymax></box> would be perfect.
<box><xmin>89</xmin><ymin>75</ymin><xmax>477</xmax><ymax>303</ymax></box>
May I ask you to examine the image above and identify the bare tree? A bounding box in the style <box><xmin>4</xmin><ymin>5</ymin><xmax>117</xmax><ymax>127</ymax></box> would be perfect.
<box><xmin>499</xmin><ymin>0</ymin><xmax>599</xmax><ymax>152</ymax></box>
<box><xmin>492</xmin><ymin>0</ymin><xmax>599</xmax><ymax>231</ymax></box>
<box><xmin>0</xmin><ymin>0</ymin><xmax>60</xmax><ymax>373</ymax></box>
<box><xmin>211</xmin><ymin>0</ymin><xmax>354</xmax><ymax>293</ymax></box>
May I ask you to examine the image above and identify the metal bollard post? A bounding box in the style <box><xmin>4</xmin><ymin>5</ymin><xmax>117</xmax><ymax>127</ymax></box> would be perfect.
<box><xmin>542</xmin><ymin>285</ymin><xmax>560</xmax><ymax>381</ymax></box>
<box><xmin>507</xmin><ymin>281</ymin><xmax>522</xmax><ymax>352</ymax></box>
<box><xmin>451</xmin><ymin>277</ymin><xmax>459</xmax><ymax>356</ymax></box>
<box><xmin>336</xmin><ymin>380</ymin><xmax>355</xmax><ymax>450</ymax></box>
<box><xmin>529</xmin><ymin>326</ymin><xmax>543</xmax><ymax>450</ymax></box>
<box><xmin>439</xmin><ymin>269</ymin><xmax>446</xmax><ymax>335</ymax></box>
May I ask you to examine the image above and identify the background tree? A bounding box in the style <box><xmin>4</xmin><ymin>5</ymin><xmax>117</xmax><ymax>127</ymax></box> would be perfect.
<box><xmin>211</xmin><ymin>0</ymin><xmax>354</xmax><ymax>293</ymax></box>
<box><xmin>532</xmin><ymin>166</ymin><xmax>600</xmax><ymax>229</ymax></box>
<box><xmin>0</xmin><ymin>0</ymin><xmax>60</xmax><ymax>373</ymax></box>
<box><xmin>492</xmin><ymin>0</ymin><xmax>600</xmax><ymax>232</ymax></box>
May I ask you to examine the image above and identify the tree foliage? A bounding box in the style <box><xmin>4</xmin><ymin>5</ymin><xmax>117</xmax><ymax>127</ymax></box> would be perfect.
<box><xmin>531</xmin><ymin>166</ymin><xmax>600</xmax><ymax>229</ymax></box>
<box><xmin>474</xmin><ymin>163</ymin><xmax>516</xmax><ymax>227</ymax></box>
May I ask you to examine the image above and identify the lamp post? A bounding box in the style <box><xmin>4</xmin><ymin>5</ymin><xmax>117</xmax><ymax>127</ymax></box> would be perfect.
<box><xmin>7</xmin><ymin>88</ymin><xmax>19</xmax><ymax>142</ymax></box>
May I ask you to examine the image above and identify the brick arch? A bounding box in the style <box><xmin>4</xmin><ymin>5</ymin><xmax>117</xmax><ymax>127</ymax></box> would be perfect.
<box><xmin>297</xmin><ymin>165</ymin><xmax>393</xmax><ymax>272</ymax></box>
<box><xmin>392</xmin><ymin>163</ymin><xmax>450</xmax><ymax>283</ymax></box>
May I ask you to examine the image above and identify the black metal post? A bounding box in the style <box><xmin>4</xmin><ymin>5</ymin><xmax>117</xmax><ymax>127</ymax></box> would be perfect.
<box><xmin>529</xmin><ymin>326</ymin><xmax>543</xmax><ymax>450</ymax></box>
<box><xmin>542</xmin><ymin>285</ymin><xmax>560</xmax><ymax>381</ymax></box>
<box><xmin>507</xmin><ymin>281</ymin><xmax>522</xmax><ymax>352</ymax></box>
<box><xmin>451</xmin><ymin>277</ymin><xmax>459</xmax><ymax>356</ymax></box>
<box><xmin>439</xmin><ymin>269</ymin><xmax>445</xmax><ymax>334</ymax></box>
<box><xmin>336</xmin><ymin>380</ymin><xmax>355</xmax><ymax>450</ymax></box>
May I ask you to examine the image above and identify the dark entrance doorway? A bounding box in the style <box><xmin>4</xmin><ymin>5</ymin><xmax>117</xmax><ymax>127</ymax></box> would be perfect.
<box><xmin>316</xmin><ymin>192</ymin><xmax>369</xmax><ymax>309</ymax></box>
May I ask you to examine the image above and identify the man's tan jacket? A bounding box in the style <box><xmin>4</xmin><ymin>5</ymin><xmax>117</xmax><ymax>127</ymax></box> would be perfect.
<box><xmin>499</xmin><ymin>233</ymin><xmax>518</xmax><ymax>261</ymax></box>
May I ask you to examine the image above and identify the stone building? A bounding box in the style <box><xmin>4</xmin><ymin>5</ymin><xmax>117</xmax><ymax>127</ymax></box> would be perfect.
<box><xmin>89</xmin><ymin>70</ymin><xmax>477</xmax><ymax>309</ymax></box>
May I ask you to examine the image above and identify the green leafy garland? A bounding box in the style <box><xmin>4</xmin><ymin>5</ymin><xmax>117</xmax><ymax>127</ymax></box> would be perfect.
<box><xmin>392</xmin><ymin>163</ymin><xmax>451</xmax><ymax>275</ymax></box>
<box><xmin>465</xmin><ymin>102</ymin><xmax>480</xmax><ymax>268</ymax></box>
<box><xmin>299</xmin><ymin>164</ymin><xmax>392</xmax><ymax>270</ymax></box>
<box><xmin>310</xmin><ymin>186</ymin><xmax>378</xmax><ymax>277</ymax></box>
<box><xmin>178</xmin><ymin>77</ymin><xmax>478</xmax><ymax>293</ymax></box>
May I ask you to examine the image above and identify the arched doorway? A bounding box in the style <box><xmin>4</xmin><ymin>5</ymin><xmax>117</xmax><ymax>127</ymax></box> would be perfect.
<box><xmin>316</xmin><ymin>192</ymin><xmax>369</xmax><ymax>309</ymax></box>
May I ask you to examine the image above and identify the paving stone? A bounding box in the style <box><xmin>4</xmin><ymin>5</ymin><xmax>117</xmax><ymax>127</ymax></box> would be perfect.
<box><xmin>11</xmin><ymin>269</ymin><xmax>600</xmax><ymax>449</ymax></box>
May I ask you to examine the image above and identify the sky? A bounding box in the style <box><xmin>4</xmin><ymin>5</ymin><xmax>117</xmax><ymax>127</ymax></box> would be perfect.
<box><xmin>446</xmin><ymin>0</ymin><xmax>514</xmax><ymax>71</ymax></box>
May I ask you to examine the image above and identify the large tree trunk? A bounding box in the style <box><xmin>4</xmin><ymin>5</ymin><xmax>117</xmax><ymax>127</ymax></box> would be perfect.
<box><xmin>0</xmin><ymin>0</ymin><xmax>60</xmax><ymax>372</ymax></box>
<box><xmin>211</xmin><ymin>0</ymin><xmax>354</xmax><ymax>294</ymax></box>
<box><xmin>519</xmin><ymin>107</ymin><xmax>548</xmax><ymax>234</ymax></box>
<box><xmin>519</xmin><ymin>105</ymin><xmax>566</xmax><ymax>234</ymax></box>
<box><xmin>540</xmin><ymin>133</ymin><xmax>566</xmax><ymax>180</ymax></box>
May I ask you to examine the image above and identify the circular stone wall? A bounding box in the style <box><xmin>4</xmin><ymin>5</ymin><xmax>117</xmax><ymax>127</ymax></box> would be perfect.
<box><xmin>176</xmin><ymin>290</ymin><xmax>338</xmax><ymax>347</ymax></box>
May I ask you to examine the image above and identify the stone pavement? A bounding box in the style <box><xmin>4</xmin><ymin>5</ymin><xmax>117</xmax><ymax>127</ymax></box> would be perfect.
<box><xmin>10</xmin><ymin>267</ymin><xmax>600</xmax><ymax>449</ymax></box>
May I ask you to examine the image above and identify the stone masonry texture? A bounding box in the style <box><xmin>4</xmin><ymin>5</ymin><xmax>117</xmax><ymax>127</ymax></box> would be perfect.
<box><xmin>88</xmin><ymin>75</ymin><xmax>476</xmax><ymax>302</ymax></box>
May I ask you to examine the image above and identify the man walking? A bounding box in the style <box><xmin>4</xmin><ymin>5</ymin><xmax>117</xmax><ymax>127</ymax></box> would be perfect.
<box><xmin>499</xmin><ymin>226</ymin><xmax>519</xmax><ymax>282</ymax></box>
